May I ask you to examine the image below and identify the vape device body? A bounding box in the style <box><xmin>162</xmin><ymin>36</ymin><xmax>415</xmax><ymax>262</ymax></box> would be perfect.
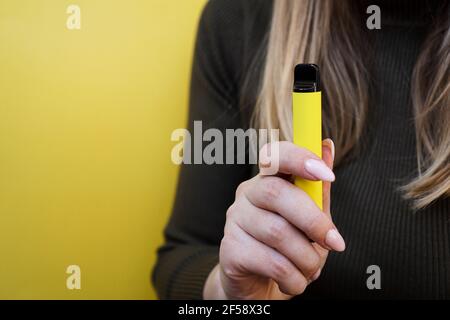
<box><xmin>292</xmin><ymin>64</ymin><xmax>323</xmax><ymax>209</ymax></box>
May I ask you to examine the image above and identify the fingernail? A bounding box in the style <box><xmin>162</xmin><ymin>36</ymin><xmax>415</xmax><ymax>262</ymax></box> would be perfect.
<box><xmin>311</xmin><ymin>269</ymin><xmax>321</xmax><ymax>281</ymax></box>
<box><xmin>323</xmin><ymin>138</ymin><xmax>335</xmax><ymax>161</ymax></box>
<box><xmin>325</xmin><ymin>229</ymin><xmax>346</xmax><ymax>252</ymax></box>
<box><xmin>304</xmin><ymin>159</ymin><xmax>335</xmax><ymax>181</ymax></box>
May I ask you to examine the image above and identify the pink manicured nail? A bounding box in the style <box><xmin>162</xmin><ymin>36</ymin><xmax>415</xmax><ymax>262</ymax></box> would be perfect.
<box><xmin>325</xmin><ymin>229</ymin><xmax>346</xmax><ymax>252</ymax></box>
<box><xmin>304</xmin><ymin>159</ymin><xmax>335</xmax><ymax>181</ymax></box>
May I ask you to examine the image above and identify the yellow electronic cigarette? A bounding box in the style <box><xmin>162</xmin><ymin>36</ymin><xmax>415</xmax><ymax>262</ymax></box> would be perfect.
<box><xmin>292</xmin><ymin>64</ymin><xmax>323</xmax><ymax>209</ymax></box>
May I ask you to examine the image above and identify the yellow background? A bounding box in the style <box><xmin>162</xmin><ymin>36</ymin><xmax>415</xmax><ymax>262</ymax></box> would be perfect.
<box><xmin>0</xmin><ymin>0</ymin><xmax>206</xmax><ymax>299</ymax></box>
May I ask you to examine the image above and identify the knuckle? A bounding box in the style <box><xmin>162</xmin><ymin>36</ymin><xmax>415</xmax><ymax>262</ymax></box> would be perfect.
<box><xmin>295</xmin><ymin>277</ymin><xmax>308</xmax><ymax>295</ymax></box>
<box><xmin>304</xmin><ymin>211</ymin><xmax>330</xmax><ymax>238</ymax></box>
<box><xmin>220</xmin><ymin>260</ymin><xmax>239</xmax><ymax>279</ymax></box>
<box><xmin>219</xmin><ymin>235</ymin><xmax>236</xmax><ymax>260</ymax></box>
<box><xmin>266</xmin><ymin>218</ymin><xmax>288</xmax><ymax>247</ymax></box>
<box><xmin>283</xmin><ymin>274</ymin><xmax>308</xmax><ymax>296</ymax></box>
<box><xmin>261</xmin><ymin>177</ymin><xmax>283</xmax><ymax>203</ymax></box>
<box><xmin>270</xmin><ymin>257</ymin><xmax>291</xmax><ymax>280</ymax></box>
<box><xmin>223</xmin><ymin>220</ymin><xmax>233</xmax><ymax>236</ymax></box>
<box><xmin>226</xmin><ymin>203</ymin><xmax>239</xmax><ymax>220</ymax></box>
<box><xmin>235</xmin><ymin>181</ymin><xmax>248</xmax><ymax>197</ymax></box>
<box><xmin>219</xmin><ymin>235</ymin><xmax>231</xmax><ymax>250</ymax></box>
<box><xmin>219</xmin><ymin>238</ymin><xmax>242</xmax><ymax>280</ymax></box>
<box><xmin>303</xmin><ymin>252</ymin><xmax>321</xmax><ymax>278</ymax></box>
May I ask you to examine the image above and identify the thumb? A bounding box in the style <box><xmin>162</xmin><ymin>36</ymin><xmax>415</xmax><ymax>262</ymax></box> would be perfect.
<box><xmin>321</xmin><ymin>139</ymin><xmax>335</xmax><ymax>217</ymax></box>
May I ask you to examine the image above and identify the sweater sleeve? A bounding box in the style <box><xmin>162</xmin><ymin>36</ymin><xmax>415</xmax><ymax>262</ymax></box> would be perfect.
<box><xmin>152</xmin><ymin>0</ymin><xmax>253</xmax><ymax>300</ymax></box>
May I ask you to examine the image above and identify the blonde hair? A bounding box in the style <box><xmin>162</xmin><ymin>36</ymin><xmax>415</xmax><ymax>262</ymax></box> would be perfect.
<box><xmin>252</xmin><ymin>0</ymin><xmax>449</xmax><ymax>209</ymax></box>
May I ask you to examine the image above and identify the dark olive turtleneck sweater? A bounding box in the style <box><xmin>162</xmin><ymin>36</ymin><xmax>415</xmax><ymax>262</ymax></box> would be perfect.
<box><xmin>153</xmin><ymin>0</ymin><xmax>449</xmax><ymax>299</ymax></box>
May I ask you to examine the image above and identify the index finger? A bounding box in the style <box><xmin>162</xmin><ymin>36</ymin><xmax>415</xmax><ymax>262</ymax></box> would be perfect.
<box><xmin>245</xmin><ymin>176</ymin><xmax>345</xmax><ymax>252</ymax></box>
<box><xmin>259</xmin><ymin>141</ymin><xmax>335</xmax><ymax>182</ymax></box>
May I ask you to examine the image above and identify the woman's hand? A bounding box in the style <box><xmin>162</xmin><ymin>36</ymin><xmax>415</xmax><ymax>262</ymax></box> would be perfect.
<box><xmin>203</xmin><ymin>139</ymin><xmax>344</xmax><ymax>300</ymax></box>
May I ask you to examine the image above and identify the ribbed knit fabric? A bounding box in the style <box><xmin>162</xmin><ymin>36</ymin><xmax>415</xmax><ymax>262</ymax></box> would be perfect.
<box><xmin>153</xmin><ymin>0</ymin><xmax>449</xmax><ymax>299</ymax></box>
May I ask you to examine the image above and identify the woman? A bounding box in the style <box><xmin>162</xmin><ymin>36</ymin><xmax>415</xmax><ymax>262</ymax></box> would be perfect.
<box><xmin>153</xmin><ymin>0</ymin><xmax>450</xmax><ymax>299</ymax></box>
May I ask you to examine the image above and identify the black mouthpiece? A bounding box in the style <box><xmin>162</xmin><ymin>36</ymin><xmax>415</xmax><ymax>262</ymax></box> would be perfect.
<box><xmin>293</xmin><ymin>64</ymin><xmax>320</xmax><ymax>92</ymax></box>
